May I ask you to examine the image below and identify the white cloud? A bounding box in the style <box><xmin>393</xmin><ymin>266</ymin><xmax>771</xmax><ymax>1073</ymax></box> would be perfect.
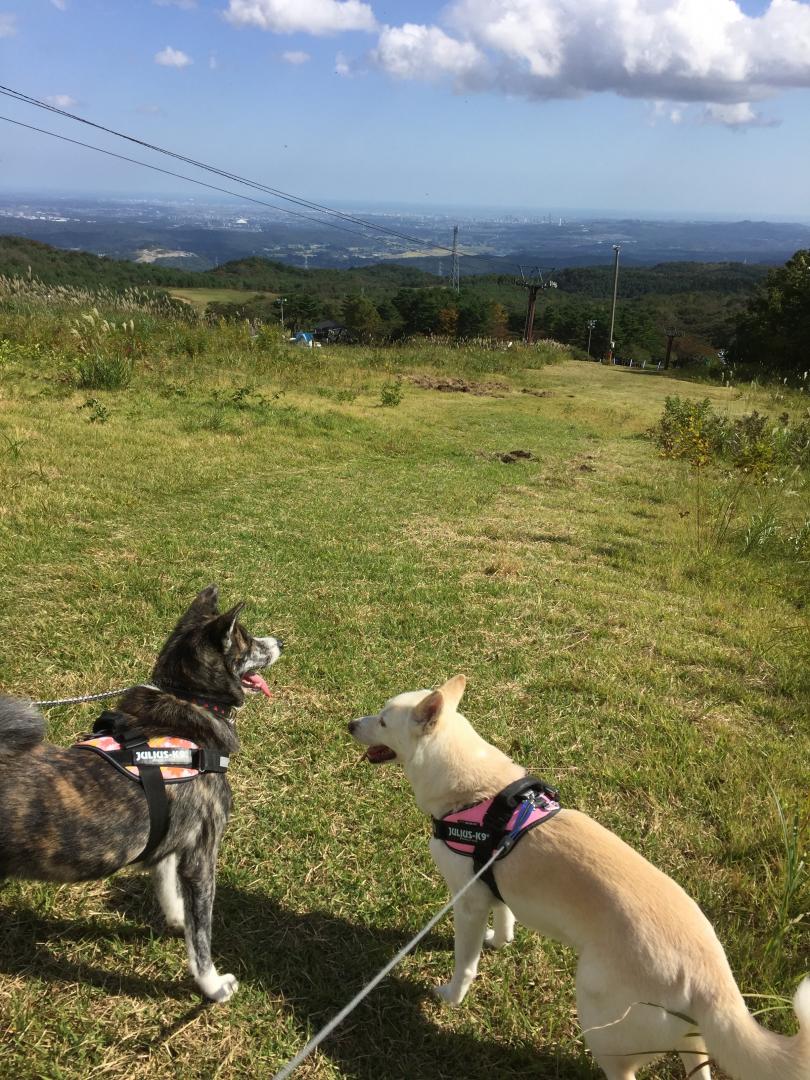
<box><xmin>0</xmin><ymin>13</ymin><xmax>17</xmax><ymax>37</ymax></box>
<box><xmin>154</xmin><ymin>45</ymin><xmax>193</xmax><ymax>67</ymax></box>
<box><xmin>335</xmin><ymin>51</ymin><xmax>351</xmax><ymax>76</ymax></box>
<box><xmin>224</xmin><ymin>0</ymin><xmax>376</xmax><ymax>36</ymax></box>
<box><xmin>702</xmin><ymin>102</ymin><xmax>779</xmax><ymax>128</ymax></box>
<box><xmin>649</xmin><ymin>100</ymin><xmax>684</xmax><ymax>126</ymax></box>
<box><xmin>45</xmin><ymin>94</ymin><xmax>78</xmax><ymax>109</ymax></box>
<box><xmin>50</xmin><ymin>0</ymin><xmax>67</xmax><ymax>11</ymax></box>
<box><xmin>282</xmin><ymin>50</ymin><xmax>311</xmax><ymax>64</ymax></box>
<box><xmin>372</xmin><ymin>24</ymin><xmax>482</xmax><ymax>81</ymax></box>
<box><xmin>137</xmin><ymin>103</ymin><xmax>165</xmax><ymax>115</ymax></box>
<box><xmin>367</xmin><ymin>0</ymin><xmax>810</xmax><ymax>127</ymax></box>
<box><xmin>209</xmin><ymin>53</ymin><xmax>219</xmax><ymax>69</ymax></box>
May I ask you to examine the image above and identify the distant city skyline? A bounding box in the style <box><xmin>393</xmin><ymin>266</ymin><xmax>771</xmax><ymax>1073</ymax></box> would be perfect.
<box><xmin>0</xmin><ymin>1</ymin><xmax>809</xmax><ymax>218</ymax></box>
<box><xmin>2</xmin><ymin>190</ymin><xmax>809</xmax><ymax>226</ymax></box>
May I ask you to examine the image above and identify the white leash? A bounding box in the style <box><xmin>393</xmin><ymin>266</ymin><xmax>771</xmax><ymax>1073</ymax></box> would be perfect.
<box><xmin>271</xmin><ymin>844</ymin><xmax>506</xmax><ymax>1080</ymax></box>
<box><xmin>33</xmin><ymin>684</ymin><xmax>159</xmax><ymax>708</ymax></box>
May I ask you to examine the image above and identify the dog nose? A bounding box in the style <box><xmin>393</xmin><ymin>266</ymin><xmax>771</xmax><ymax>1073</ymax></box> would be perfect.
<box><xmin>276</xmin><ymin>638</ymin><xmax>285</xmax><ymax>652</ymax></box>
<box><xmin>348</xmin><ymin>719</ymin><xmax>358</xmax><ymax>733</ymax></box>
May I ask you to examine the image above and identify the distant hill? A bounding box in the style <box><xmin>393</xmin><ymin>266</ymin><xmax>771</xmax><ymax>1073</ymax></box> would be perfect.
<box><xmin>553</xmin><ymin>261</ymin><xmax>769</xmax><ymax>297</ymax></box>
<box><xmin>0</xmin><ymin>235</ymin><xmax>770</xmax><ymax>299</ymax></box>
<box><xmin>0</xmin><ymin>236</ymin><xmax>440</xmax><ymax>296</ymax></box>
<box><xmin>0</xmin><ymin>235</ymin><xmax>219</xmax><ymax>290</ymax></box>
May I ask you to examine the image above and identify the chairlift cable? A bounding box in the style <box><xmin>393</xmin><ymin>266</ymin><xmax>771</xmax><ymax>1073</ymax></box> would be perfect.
<box><xmin>0</xmin><ymin>84</ymin><xmax>476</xmax><ymax>260</ymax></box>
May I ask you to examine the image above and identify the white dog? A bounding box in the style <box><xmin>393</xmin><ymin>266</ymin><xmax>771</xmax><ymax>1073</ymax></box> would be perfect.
<box><xmin>349</xmin><ymin>675</ymin><xmax>809</xmax><ymax>1080</ymax></box>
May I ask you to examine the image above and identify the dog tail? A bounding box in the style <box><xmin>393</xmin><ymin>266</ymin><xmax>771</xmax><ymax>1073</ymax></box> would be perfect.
<box><xmin>698</xmin><ymin>973</ymin><xmax>810</xmax><ymax>1080</ymax></box>
<box><xmin>0</xmin><ymin>696</ymin><xmax>46</xmax><ymax>759</ymax></box>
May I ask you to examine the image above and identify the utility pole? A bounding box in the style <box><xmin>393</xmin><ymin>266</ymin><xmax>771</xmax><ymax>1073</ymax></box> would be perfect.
<box><xmin>450</xmin><ymin>225</ymin><xmax>460</xmax><ymax>293</ymax></box>
<box><xmin>586</xmin><ymin>318</ymin><xmax>597</xmax><ymax>358</ymax></box>
<box><xmin>606</xmin><ymin>244</ymin><xmax>621</xmax><ymax>363</ymax></box>
<box><xmin>275</xmin><ymin>296</ymin><xmax>287</xmax><ymax>329</ymax></box>
<box><xmin>517</xmin><ymin>266</ymin><xmax>557</xmax><ymax>345</ymax></box>
<box><xmin>664</xmin><ymin>327</ymin><xmax>681</xmax><ymax>369</ymax></box>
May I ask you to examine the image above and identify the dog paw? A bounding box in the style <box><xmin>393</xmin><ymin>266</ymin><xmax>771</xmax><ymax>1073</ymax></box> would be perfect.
<box><xmin>202</xmin><ymin>974</ymin><xmax>239</xmax><ymax>1003</ymax></box>
<box><xmin>164</xmin><ymin>920</ymin><xmax>185</xmax><ymax>937</ymax></box>
<box><xmin>433</xmin><ymin>983</ymin><xmax>464</xmax><ymax>1006</ymax></box>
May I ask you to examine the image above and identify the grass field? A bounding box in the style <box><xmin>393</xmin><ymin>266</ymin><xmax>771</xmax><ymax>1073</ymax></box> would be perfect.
<box><xmin>0</xmin><ymin>297</ymin><xmax>807</xmax><ymax>1079</ymax></box>
<box><xmin>167</xmin><ymin>287</ymin><xmax>276</xmax><ymax>311</ymax></box>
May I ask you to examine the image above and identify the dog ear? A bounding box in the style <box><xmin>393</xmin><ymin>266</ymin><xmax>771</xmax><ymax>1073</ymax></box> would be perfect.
<box><xmin>192</xmin><ymin>584</ymin><xmax>220</xmax><ymax>614</ymax></box>
<box><xmin>413</xmin><ymin>689</ymin><xmax>444</xmax><ymax>730</ymax></box>
<box><xmin>437</xmin><ymin>674</ymin><xmax>466</xmax><ymax>711</ymax></box>
<box><xmin>212</xmin><ymin>601</ymin><xmax>246</xmax><ymax>652</ymax></box>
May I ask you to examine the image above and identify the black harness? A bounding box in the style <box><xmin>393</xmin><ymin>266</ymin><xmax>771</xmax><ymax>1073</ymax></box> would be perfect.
<box><xmin>432</xmin><ymin>776</ymin><xmax>561</xmax><ymax>902</ymax></box>
<box><xmin>73</xmin><ymin>709</ymin><xmax>229</xmax><ymax>864</ymax></box>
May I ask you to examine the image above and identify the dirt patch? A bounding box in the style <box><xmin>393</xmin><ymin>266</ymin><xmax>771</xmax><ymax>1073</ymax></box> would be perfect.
<box><xmin>574</xmin><ymin>454</ymin><xmax>598</xmax><ymax>473</ymax></box>
<box><xmin>406</xmin><ymin>375</ymin><xmax>510</xmax><ymax>396</ymax></box>
<box><xmin>500</xmin><ymin>449</ymin><xmax>536</xmax><ymax>463</ymax></box>
<box><xmin>521</xmin><ymin>388</ymin><xmax>553</xmax><ymax>397</ymax></box>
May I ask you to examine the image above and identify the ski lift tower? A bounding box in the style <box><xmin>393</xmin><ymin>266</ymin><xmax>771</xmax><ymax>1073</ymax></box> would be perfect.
<box><xmin>517</xmin><ymin>266</ymin><xmax>557</xmax><ymax>344</ymax></box>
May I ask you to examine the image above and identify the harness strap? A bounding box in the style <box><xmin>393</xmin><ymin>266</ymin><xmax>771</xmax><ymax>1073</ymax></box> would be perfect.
<box><xmin>131</xmin><ymin>747</ymin><xmax>170</xmax><ymax>864</ymax></box>
<box><xmin>477</xmin><ymin>776</ymin><xmax>560</xmax><ymax>900</ymax></box>
<box><xmin>101</xmin><ymin>746</ymin><xmax>229</xmax><ymax>772</ymax></box>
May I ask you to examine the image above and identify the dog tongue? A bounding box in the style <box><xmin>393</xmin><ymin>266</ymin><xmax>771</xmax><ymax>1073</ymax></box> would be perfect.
<box><xmin>242</xmin><ymin>672</ymin><xmax>272</xmax><ymax>698</ymax></box>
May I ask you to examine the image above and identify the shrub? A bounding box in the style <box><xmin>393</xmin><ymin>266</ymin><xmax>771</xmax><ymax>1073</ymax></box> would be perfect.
<box><xmin>649</xmin><ymin>396</ymin><xmax>810</xmax><ymax>473</ymax></box>
<box><xmin>70</xmin><ymin>311</ymin><xmax>142</xmax><ymax>390</ymax></box>
<box><xmin>379</xmin><ymin>379</ymin><xmax>403</xmax><ymax>407</ymax></box>
<box><xmin>75</xmin><ymin>353</ymin><xmax>134</xmax><ymax>390</ymax></box>
<box><xmin>78</xmin><ymin>398</ymin><xmax>111</xmax><ymax>424</ymax></box>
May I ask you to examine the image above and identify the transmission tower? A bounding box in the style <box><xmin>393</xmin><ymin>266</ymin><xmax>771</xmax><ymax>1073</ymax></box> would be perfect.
<box><xmin>450</xmin><ymin>225</ymin><xmax>460</xmax><ymax>292</ymax></box>
<box><xmin>517</xmin><ymin>266</ymin><xmax>557</xmax><ymax>344</ymax></box>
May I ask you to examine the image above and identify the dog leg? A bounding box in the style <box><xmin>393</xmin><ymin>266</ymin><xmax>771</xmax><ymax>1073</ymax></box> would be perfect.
<box><xmin>151</xmin><ymin>853</ymin><xmax>185</xmax><ymax>934</ymax></box>
<box><xmin>177</xmin><ymin>848</ymin><xmax>238</xmax><ymax>1004</ymax></box>
<box><xmin>679</xmin><ymin>1048</ymin><xmax>712</xmax><ymax>1078</ymax></box>
<box><xmin>484</xmin><ymin>903</ymin><xmax>515</xmax><ymax>949</ymax></box>
<box><xmin>434</xmin><ymin>891</ymin><xmax>491</xmax><ymax>1005</ymax></box>
<box><xmin>595</xmin><ymin>1066</ymin><xmax>637</xmax><ymax>1080</ymax></box>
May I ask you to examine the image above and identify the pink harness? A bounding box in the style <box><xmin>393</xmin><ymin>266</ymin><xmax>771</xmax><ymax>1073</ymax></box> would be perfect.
<box><xmin>432</xmin><ymin>776</ymin><xmax>561</xmax><ymax>900</ymax></box>
<box><xmin>438</xmin><ymin>793</ymin><xmax>560</xmax><ymax>857</ymax></box>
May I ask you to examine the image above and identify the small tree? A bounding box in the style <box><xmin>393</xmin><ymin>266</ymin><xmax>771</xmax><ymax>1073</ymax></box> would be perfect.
<box><xmin>341</xmin><ymin>294</ymin><xmax>382</xmax><ymax>342</ymax></box>
<box><xmin>457</xmin><ymin>295</ymin><xmax>490</xmax><ymax>338</ymax></box>
<box><xmin>488</xmin><ymin>301</ymin><xmax>510</xmax><ymax>339</ymax></box>
<box><xmin>436</xmin><ymin>305</ymin><xmax>459</xmax><ymax>336</ymax></box>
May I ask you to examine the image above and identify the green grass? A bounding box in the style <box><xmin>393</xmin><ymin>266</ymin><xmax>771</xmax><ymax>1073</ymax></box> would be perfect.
<box><xmin>168</xmin><ymin>287</ymin><xmax>276</xmax><ymax>312</ymax></box>
<box><xmin>0</xmin><ymin>291</ymin><xmax>807</xmax><ymax>1079</ymax></box>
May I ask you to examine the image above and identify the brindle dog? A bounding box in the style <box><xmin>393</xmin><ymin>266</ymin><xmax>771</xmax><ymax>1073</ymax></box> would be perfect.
<box><xmin>0</xmin><ymin>585</ymin><xmax>283</xmax><ymax>1002</ymax></box>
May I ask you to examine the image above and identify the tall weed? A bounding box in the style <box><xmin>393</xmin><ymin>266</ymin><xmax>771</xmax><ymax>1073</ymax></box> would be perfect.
<box><xmin>650</xmin><ymin>396</ymin><xmax>810</xmax><ymax>472</ymax></box>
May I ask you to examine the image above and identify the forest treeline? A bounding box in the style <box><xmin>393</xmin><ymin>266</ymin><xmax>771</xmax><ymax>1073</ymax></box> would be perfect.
<box><xmin>2</xmin><ymin>235</ymin><xmax>805</xmax><ymax>377</ymax></box>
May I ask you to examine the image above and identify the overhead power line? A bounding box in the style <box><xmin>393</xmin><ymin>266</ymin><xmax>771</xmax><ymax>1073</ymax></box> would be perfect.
<box><xmin>0</xmin><ymin>83</ymin><xmax>471</xmax><ymax>260</ymax></box>
<box><xmin>0</xmin><ymin>114</ymin><xmax>393</xmax><ymax>244</ymax></box>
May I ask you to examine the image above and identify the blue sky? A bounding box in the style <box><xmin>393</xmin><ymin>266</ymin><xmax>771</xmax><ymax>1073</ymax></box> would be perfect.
<box><xmin>0</xmin><ymin>0</ymin><xmax>809</xmax><ymax>217</ymax></box>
